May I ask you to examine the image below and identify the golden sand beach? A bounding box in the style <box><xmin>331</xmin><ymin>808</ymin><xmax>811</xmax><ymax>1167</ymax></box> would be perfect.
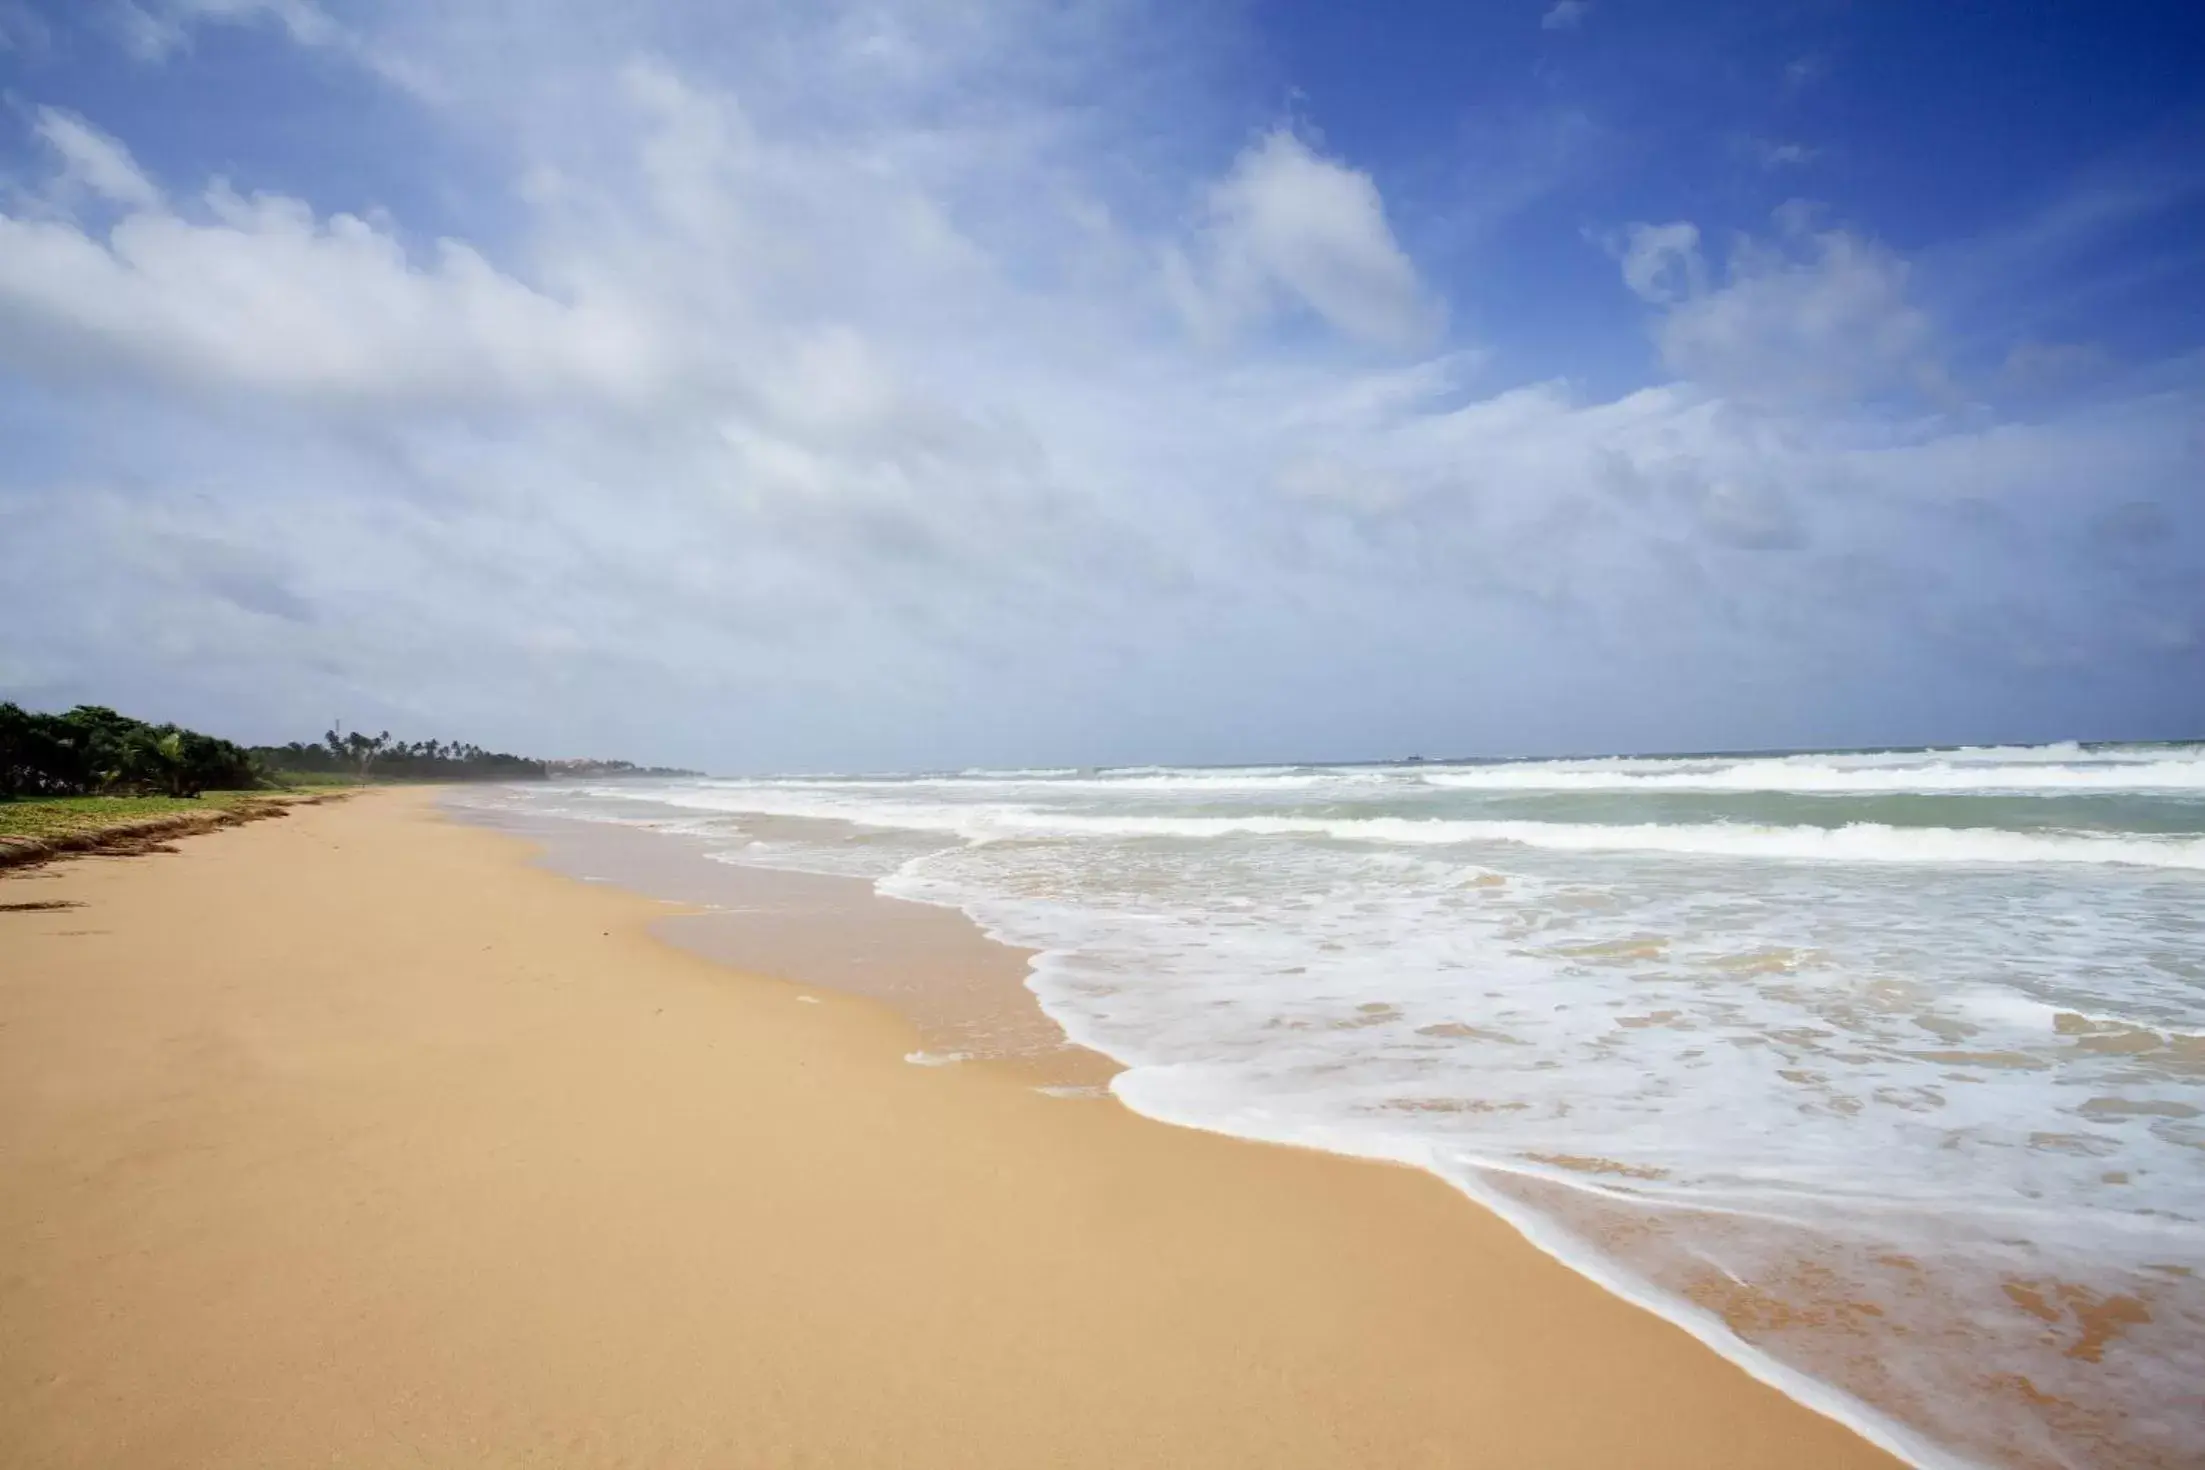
<box><xmin>0</xmin><ymin>788</ymin><xmax>1902</xmax><ymax>1467</ymax></box>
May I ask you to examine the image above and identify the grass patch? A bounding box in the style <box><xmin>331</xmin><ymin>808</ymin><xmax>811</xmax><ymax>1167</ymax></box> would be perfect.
<box><xmin>0</xmin><ymin>788</ymin><xmax>332</xmax><ymax>846</ymax></box>
<box><xmin>0</xmin><ymin>790</ymin><xmax>278</xmax><ymax>842</ymax></box>
<box><xmin>1</xmin><ymin>788</ymin><xmax>356</xmax><ymax>871</ymax></box>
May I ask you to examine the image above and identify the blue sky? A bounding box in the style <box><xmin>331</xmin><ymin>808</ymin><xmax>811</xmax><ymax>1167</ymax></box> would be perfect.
<box><xmin>1</xmin><ymin>1</ymin><xmax>2200</xmax><ymax>770</ymax></box>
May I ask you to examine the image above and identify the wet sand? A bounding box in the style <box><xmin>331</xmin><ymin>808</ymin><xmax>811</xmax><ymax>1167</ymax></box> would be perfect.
<box><xmin>477</xmin><ymin>806</ymin><xmax>1118</xmax><ymax>1086</ymax></box>
<box><xmin>0</xmin><ymin>787</ymin><xmax>1905</xmax><ymax>1468</ymax></box>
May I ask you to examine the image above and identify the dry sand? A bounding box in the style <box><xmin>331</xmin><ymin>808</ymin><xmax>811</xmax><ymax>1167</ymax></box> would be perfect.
<box><xmin>0</xmin><ymin>788</ymin><xmax>1905</xmax><ymax>1468</ymax></box>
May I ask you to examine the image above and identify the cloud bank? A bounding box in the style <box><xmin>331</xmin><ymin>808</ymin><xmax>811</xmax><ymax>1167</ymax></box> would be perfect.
<box><xmin>0</xmin><ymin>1</ymin><xmax>2198</xmax><ymax>770</ymax></box>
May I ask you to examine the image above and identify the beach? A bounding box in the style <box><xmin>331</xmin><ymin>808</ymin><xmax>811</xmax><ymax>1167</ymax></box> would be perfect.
<box><xmin>494</xmin><ymin>754</ymin><xmax>2202</xmax><ymax>1469</ymax></box>
<box><xmin>0</xmin><ymin>786</ymin><xmax>1901</xmax><ymax>1467</ymax></box>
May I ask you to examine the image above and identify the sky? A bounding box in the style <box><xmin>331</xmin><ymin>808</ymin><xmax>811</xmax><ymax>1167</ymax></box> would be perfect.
<box><xmin>1</xmin><ymin>0</ymin><xmax>2200</xmax><ymax>772</ymax></box>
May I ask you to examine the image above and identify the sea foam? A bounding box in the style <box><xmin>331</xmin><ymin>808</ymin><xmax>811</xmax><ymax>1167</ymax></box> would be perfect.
<box><xmin>650</xmin><ymin>789</ymin><xmax>2205</xmax><ymax>871</ymax></box>
<box><xmin>518</xmin><ymin>742</ymin><xmax>2205</xmax><ymax>1468</ymax></box>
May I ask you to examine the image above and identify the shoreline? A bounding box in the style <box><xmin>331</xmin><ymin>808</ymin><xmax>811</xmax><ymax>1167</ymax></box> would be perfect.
<box><xmin>467</xmin><ymin>793</ymin><xmax>1961</xmax><ymax>1470</ymax></box>
<box><xmin>537</xmin><ymin>765</ymin><xmax>2205</xmax><ymax>1470</ymax></box>
<box><xmin>460</xmin><ymin>798</ymin><xmax>1123</xmax><ymax>1088</ymax></box>
<box><xmin>2</xmin><ymin>786</ymin><xmax>1906</xmax><ymax>1467</ymax></box>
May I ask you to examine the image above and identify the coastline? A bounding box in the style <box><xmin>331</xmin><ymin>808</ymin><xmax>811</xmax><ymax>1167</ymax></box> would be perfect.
<box><xmin>469</xmin><ymin>790</ymin><xmax>1968</xmax><ymax>1469</ymax></box>
<box><xmin>1</xmin><ymin>786</ymin><xmax>1904</xmax><ymax>1467</ymax></box>
<box><xmin>465</xmin><ymin>800</ymin><xmax>1122</xmax><ymax>1088</ymax></box>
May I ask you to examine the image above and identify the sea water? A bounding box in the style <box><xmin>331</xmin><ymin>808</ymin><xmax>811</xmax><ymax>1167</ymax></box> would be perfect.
<box><xmin>493</xmin><ymin>743</ymin><xmax>2205</xmax><ymax>1468</ymax></box>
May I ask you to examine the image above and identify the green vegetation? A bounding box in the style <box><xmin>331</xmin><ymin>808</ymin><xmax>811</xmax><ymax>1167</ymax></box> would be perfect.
<box><xmin>2</xmin><ymin>703</ymin><xmax>258</xmax><ymax>798</ymax></box>
<box><xmin>0</xmin><ymin>792</ymin><xmax>270</xmax><ymax>842</ymax></box>
<box><xmin>0</xmin><ymin>789</ymin><xmax>318</xmax><ymax>869</ymax></box>
<box><xmin>6</xmin><ymin>701</ymin><xmax>678</xmax><ymax>810</ymax></box>
<box><xmin>251</xmin><ymin>731</ymin><xmax>548</xmax><ymax>782</ymax></box>
<box><xmin>0</xmin><ymin>699</ymin><xmax>668</xmax><ymax>869</ymax></box>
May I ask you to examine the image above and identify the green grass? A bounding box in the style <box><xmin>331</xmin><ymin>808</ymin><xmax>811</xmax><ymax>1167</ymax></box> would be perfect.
<box><xmin>0</xmin><ymin>791</ymin><xmax>274</xmax><ymax>842</ymax></box>
<box><xmin>265</xmin><ymin>770</ymin><xmax>363</xmax><ymax>789</ymax></box>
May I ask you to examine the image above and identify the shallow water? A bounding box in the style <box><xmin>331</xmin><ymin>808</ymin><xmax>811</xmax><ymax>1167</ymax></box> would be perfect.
<box><xmin>467</xmin><ymin>742</ymin><xmax>2205</xmax><ymax>1468</ymax></box>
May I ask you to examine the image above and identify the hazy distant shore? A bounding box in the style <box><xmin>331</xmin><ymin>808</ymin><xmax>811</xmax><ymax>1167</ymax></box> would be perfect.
<box><xmin>0</xmin><ymin>787</ymin><xmax>1899</xmax><ymax>1468</ymax></box>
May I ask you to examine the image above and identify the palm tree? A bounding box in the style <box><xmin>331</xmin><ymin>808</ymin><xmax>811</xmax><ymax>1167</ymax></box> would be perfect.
<box><xmin>107</xmin><ymin>728</ymin><xmax>194</xmax><ymax>797</ymax></box>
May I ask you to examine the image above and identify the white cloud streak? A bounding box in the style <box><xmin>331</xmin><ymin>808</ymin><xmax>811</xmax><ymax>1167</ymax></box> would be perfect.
<box><xmin>30</xmin><ymin>107</ymin><xmax>163</xmax><ymax>210</ymax></box>
<box><xmin>1620</xmin><ymin>207</ymin><xmax>1938</xmax><ymax>404</ymax></box>
<box><xmin>1166</xmin><ymin>129</ymin><xmax>1441</xmax><ymax>349</ymax></box>
<box><xmin>0</xmin><ymin>176</ymin><xmax>663</xmax><ymax>405</ymax></box>
<box><xmin>107</xmin><ymin>0</ymin><xmax>342</xmax><ymax>60</ymax></box>
<box><xmin>0</xmin><ymin>1</ymin><xmax>2197</xmax><ymax>767</ymax></box>
<box><xmin>1744</xmin><ymin>138</ymin><xmax>1817</xmax><ymax>170</ymax></box>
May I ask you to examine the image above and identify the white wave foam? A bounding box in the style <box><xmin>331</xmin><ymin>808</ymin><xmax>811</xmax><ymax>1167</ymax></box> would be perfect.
<box><xmin>1097</xmin><ymin>1077</ymin><xmax>1977</xmax><ymax>1470</ymax></box>
<box><xmin>1419</xmin><ymin>755</ymin><xmax>2205</xmax><ymax>794</ymax></box>
<box><xmin>949</xmin><ymin>772</ymin><xmax>1337</xmax><ymax>792</ymax></box>
<box><xmin>681</xmin><ymin>742</ymin><xmax>2205</xmax><ymax>798</ymax></box>
<box><xmin>1446</xmin><ymin>819</ymin><xmax>2205</xmax><ymax>868</ymax></box>
<box><xmin>891</xmin><ymin>829</ymin><xmax>2205</xmax><ymax>1469</ymax></box>
<box><xmin>777</xmin><ymin>767</ymin><xmax>1341</xmax><ymax>794</ymax></box>
<box><xmin>492</xmin><ymin>768</ymin><xmax>2205</xmax><ymax>1468</ymax></box>
<box><xmin>647</xmin><ymin>788</ymin><xmax>2205</xmax><ymax>870</ymax></box>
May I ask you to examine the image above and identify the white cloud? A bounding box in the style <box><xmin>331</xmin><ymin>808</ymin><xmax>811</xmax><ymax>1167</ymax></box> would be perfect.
<box><xmin>1745</xmin><ymin>138</ymin><xmax>1818</xmax><ymax>170</ymax></box>
<box><xmin>0</xmin><ymin>2</ymin><xmax>2197</xmax><ymax>766</ymax></box>
<box><xmin>31</xmin><ymin>108</ymin><xmax>163</xmax><ymax>211</ymax></box>
<box><xmin>0</xmin><ymin>182</ymin><xmax>667</xmax><ymax>405</ymax></box>
<box><xmin>1167</xmin><ymin>129</ymin><xmax>1442</xmax><ymax>350</ymax></box>
<box><xmin>1697</xmin><ymin>475</ymin><xmax>1805</xmax><ymax>550</ymax></box>
<box><xmin>1619</xmin><ymin>207</ymin><xmax>1937</xmax><ymax>404</ymax></box>
<box><xmin>108</xmin><ymin>0</ymin><xmax>342</xmax><ymax>61</ymax></box>
<box><xmin>1614</xmin><ymin>222</ymin><xmax>1704</xmax><ymax>304</ymax></box>
<box><xmin>1542</xmin><ymin>1</ymin><xmax>1592</xmax><ymax>31</ymax></box>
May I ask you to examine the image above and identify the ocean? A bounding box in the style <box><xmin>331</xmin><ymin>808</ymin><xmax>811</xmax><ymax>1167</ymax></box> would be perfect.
<box><xmin>484</xmin><ymin>741</ymin><xmax>2205</xmax><ymax>1469</ymax></box>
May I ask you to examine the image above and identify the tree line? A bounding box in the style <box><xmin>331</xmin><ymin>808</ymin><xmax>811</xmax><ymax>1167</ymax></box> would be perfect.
<box><xmin>1</xmin><ymin>703</ymin><xmax>259</xmax><ymax>798</ymax></box>
<box><xmin>252</xmin><ymin>731</ymin><xmax>547</xmax><ymax>782</ymax></box>
<box><xmin>2</xmin><ymin>704</ymin><xmax>553</xmax><ymax>798</ymax></box>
